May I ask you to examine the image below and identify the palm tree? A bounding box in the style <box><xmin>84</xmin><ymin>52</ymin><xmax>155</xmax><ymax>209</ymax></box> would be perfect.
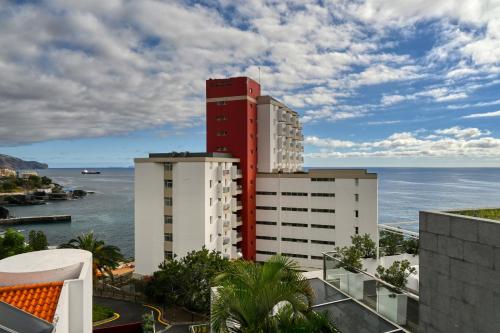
<box><xmin>211</xmin><ymin>255</ymin><xmax>336</xmax><ymax>333</ymax></box>
<box><xmin>58</xmin><ymin>232</ymin><xmax>123</xmax><ymax>281</ymax></box>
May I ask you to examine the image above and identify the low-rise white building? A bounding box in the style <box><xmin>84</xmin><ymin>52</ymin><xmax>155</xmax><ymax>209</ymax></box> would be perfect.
<box><xmin>0</xmin><ymin>249</ymin><xmax>93</xmax><ymax>333</ymax></box>
<box><xmin>255</xmin><ymin>169</ymin><xmax>378</xmax><ymax>269</ymax></box>
<box><xmin>134</xmin><ymin>152</ymin><xmax>242</xmax><ymax>276</ymax></box>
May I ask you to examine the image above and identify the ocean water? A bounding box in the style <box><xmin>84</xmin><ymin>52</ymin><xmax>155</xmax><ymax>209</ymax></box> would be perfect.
<box><xmin>3</xmin><ymin>167</ymin><xmax>500</xmax><ymax>258</ymax></box>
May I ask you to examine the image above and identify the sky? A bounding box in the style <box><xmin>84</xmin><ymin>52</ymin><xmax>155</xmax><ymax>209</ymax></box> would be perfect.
<box><xmin>1</xmin><ymin>0</ymin><xmax>500</xmax><ymax>168</ymax></box>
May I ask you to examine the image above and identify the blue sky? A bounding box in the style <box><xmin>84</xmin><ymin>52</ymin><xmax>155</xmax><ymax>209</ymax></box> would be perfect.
<box><xmin>1</xmin><ymin>0</ymin><xmax>500</xmax><ymax>167</ymax></box>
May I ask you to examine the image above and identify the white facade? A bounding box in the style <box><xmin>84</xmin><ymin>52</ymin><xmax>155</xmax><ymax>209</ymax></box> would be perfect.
<box><xmin>134</xmin><ymin>154</ymin><xmax>241</xmax><ymax>276</ymax></box>
<box><xmin>0</xmin><ymin>249</ymin><xmax>93</xmax><ymax>333</ymax></box>
<box><xmin>255</xmin><ymin>169</ymin><xmax>378</xmax><ymax>269</ymax></box>
<box><xmin>257</xmin><ymin>96</ymin><xmax>304</xmax><ymax>173</ymax></box>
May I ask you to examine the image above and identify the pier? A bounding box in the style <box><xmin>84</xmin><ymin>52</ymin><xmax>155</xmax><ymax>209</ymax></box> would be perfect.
<box><xmin>0</xmin><ymin>215</ymin><xmax>71</xmax><ymax>226</ymax></box>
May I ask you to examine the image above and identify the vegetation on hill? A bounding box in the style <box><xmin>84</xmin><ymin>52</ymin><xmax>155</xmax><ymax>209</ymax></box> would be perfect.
<box><xmin>451</xmin><ymin>209</ymin><xmax>500</xmax><ymax>221</ymax></box>
<box><xmin>0</xmin><ymin>174</ymin><xmax>58</xmax><ymax>193</ymax></box>
<box><xmin>0</xmin><ymin>154</ymin><xmax>48</xmax><ymax>170</ymax></box>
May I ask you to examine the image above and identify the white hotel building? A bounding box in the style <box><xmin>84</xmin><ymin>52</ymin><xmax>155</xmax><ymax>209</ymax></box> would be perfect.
<box><xmin>134</xmin><ymin>77</ymin><xmax>378</xmax><ymax>275</ymax></box>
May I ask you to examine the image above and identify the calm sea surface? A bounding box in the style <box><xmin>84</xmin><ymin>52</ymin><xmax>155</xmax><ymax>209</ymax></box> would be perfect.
<box><xmin>3</xmin><ymin>168</ymin><xmax>500</xmax><ymax>257</ymax></box>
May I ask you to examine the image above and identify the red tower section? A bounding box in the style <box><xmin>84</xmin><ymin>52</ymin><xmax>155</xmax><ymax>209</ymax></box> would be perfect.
<box><xmin>206</xmin><ymin>77</ymin><xmax>260</xmax><ymax>261</ymax></box>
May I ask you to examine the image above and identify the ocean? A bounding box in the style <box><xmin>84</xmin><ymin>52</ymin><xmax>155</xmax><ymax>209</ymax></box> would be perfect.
<box><xmin>3</xmin><ymin>167</ymin><xmax>500</xmax><ymax>258</ymax></box>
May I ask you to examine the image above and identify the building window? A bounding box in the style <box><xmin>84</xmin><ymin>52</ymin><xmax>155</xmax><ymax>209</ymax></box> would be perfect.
<box><xmin>355</xmin><ymin>194</ymin><xmax>359</xmax><ymax>202</ymax></box>
<box><xmin>311</xmin><ymin>255</ymin><xmax>323</xmax><ymax>260</ymax></box>
<box><xmin>257</xmin><ymin>250</ymin><xmax>276</xmax><ymax>255</ymax></box>
<box><xmin>311</xmin><ymin>240</ymin><xmax>335</xmax><ymax>245</ymax></box>
<box><xmin>256</xmin><ymin>206</ymin><xmax>277</xmax><ymax>210</ymax></box>
<box><xmin>164</xmin><ymin>251</ymin><xmax>173</xmax><ymax>259</ymax></box>
<box><xmin>210</xmin><ymin>180</ymin><xmax>213</xmax><ymax>188</ymax></box>
<box><xmin>165</xmin><ymin>197</ymin><xmax>173</xmax><ymax>206</ymax></box>
<box><xmin>164</xmin><ymin>215</ymin><xmax>172</xmax><ymax>224</ymax></box>
<box><xmin>311</xmin><ymin>224</ymin><xmax>335</xmax><ymax>229</ymax></box>
<box><xmin>256</xmin><ymin>191</ymin><xmax>277</xmax><ymax>195</ymax></box>
<box><xmin>256</xmin><ymin>221</ymin><xmax>277</xmax><ymax>225</ymax></box>
<box><xmin>355</xmin><ymin>227</ymin><xmax>359</xmax><ymax>234</ymax></box>
<box><xmin>164</xmin><ymin>179</ymin><xmax>173</xmax><ymax>188</ymax></box>
<box><xmin>164</xmin><ymin>233</ymin><xmax>173</xmax><ymax>241</ymax></box>
<box><xmin>165</xmin><ymin>163</ymin><xmax>173</xmax><ymax>171</ymax></box>
<box><xmin>210</xmin><ymin>234</ymin><xmax>213</xmax><ymax>242</ymax></box>
<box><xmin>311</xmin><ymin>178</ymin><xmax>335</xmax><ymax>182</ymax></box>
<box><xmin>355</xmin><ymin>210</ymin><xmax>359</xmax><ymax>218</ymax></box>
<box><xmin>257</xmin><ymin>235</ymin><xmax>277</xmax><ymax>240</ymax></box>
<box><xmin>282</xmin><ymin>252</ymin><xmax>307</xmax><ymax>259</ymax></box>
<box><xmin>216</xmin><ymin>101</ymin><xmax>227</xmax><ymax>106</ymax></box>
<box><xmin>311</xmin><ymin>208</ymin><xmax>335</xmax><ymax>213</ymax></box>
<box><xmin>282</xmin><ymin>237</ymin><xmax>308</xmax><ymax>243</ymax></box>
<box><xmin>282</xmin><ymin>207</ymin><xmax>308</xmax><ymax>212</ymax></box>
<box><xmin>216</xmin><ymin>146</ymin><xmax>228</xmax><ymax>152</ymax></box>
<box><xmin>281</xmin><ymin>192</ymin><xmax>308</xmax><ymax>197</ymax></box>
<box><xmin>216</xmin><ymin>115</ymin><xmax>227</xmax><ymax>122</ymax></box>
<box><xmin>355</xmin><ymin>178</ymin><xmax>359</xmax><ymax>186</ymax></box>
<box><xmin>217</xmin><ymin>131</ymin><xmax>228</xmax><ymax>136</ymax></box>
<box><xmin>311</xmin><ymin>193</ymin><xmax>335</xmax><ymax>197</ymax></box>
<box><xmin>281</xmin><ymin>222</ymin><xmax>308</xmax><ymax>228</ymax></box>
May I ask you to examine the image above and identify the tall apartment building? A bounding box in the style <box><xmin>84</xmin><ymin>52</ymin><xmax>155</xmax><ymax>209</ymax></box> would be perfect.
<box><xmin>134</xmin><ymin>152</ymin><xmax>241</xmax><ymax>276</ymax></box>
<box><xmin>134</xmin><ymin>76</ymin><xmax>378</xmax><ymax>274</ymax></box>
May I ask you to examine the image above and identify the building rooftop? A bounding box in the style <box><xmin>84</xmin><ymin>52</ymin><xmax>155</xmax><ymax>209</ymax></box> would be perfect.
<box><xmin>0</xmin><ymin>281</ymin><xmax>63</xmax><ymax>322</ymax></box>
<box><xmin>135</xmin><ymin>151</ymin><xmax>240</xmax><ymax>163</ymax></box>
<box><xmin>148</xmin><ymin>152</ymin><xmax>233</xmax><ymax>158</ymax></box>
<box><xmin>447</xmin><ymin>208</ymin><xmax>500</xmax><ymax>222</ymax></box>
<box><xmin>258</xmin><ymin>168</ymin><xmax>377</xmax><ymax>179</ymax></box>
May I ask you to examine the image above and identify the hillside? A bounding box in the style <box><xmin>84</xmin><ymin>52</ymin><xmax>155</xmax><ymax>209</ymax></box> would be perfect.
<box><xmin>0</xmin><ymin>154</ymin><xmax>48</xmax><ymax>170</ymax></box>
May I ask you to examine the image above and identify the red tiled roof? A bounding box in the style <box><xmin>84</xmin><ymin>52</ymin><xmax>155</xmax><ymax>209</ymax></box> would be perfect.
<box><xmin>0</xmin><ymin>281</ymin><xmax>63</xmax><ymax>322</ymax></box>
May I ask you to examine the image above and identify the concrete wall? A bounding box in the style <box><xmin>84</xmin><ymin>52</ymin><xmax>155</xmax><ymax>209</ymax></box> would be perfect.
<box><xmin>419</xmin><ymin>211</ymin><xmax>500</xmax><ymax>333</ymax></box>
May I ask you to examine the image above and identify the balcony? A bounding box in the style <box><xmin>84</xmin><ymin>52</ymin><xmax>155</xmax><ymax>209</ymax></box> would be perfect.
<box><xmin>230</xmin><ymin>183</ymin><xmax>242</xmax><ymax>195</ymax></box>
<box><xmin>223</xmin><ymin>186</ymin><xmax>231</xmax><ymax>194</ymax></box>
<box><xmin>232</xmin><ymin>230</ymin><xmax>243</xmax><ymax>243</ymax></box>
<box><xmin>231</xmin><ymin>198</ymin><xmax>242</xmax><ymax>212</ymax></box>
<box><xmin>231</xmin><ymin>214</ymin><xmax>243</xmax><ymax>228</ymax></box>
<box><xmin>231</xmin><ymin>166</ymin><xmax>242</xmax><ymax>179</ymax></box>
<box><xmin>223</xmin><ymin>203</ymin><xmax>231</xmax><ymax>212</ymax></box>
<box><xmin>278</xmin><ymin>124</ymin><xmax>286</xmax><ymax>136</ymax></box>
<box><xmin>223</xmin><ymin>219</ymin><xmax>231</xmax><ymax>230</ymax></box>
<box><xmin>222</xmin><ymin>236</ymin><xmax>230</xmax><ymax>245</ymax></box>
<box><xmin>277</xmin><ymin>108</ymin><xmax>287</xmax><ymax>122</ymax></box>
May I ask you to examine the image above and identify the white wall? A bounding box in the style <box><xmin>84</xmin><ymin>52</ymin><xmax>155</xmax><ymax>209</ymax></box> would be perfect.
<box><xmin>134</xmin><ymin>162</ymin><xmax>165</xmax><ymax>275</ymax></box>
<box><xmin>255</xmin><ymin>175</ymin><xmax>378</xmax><ymax>269</ymax></box>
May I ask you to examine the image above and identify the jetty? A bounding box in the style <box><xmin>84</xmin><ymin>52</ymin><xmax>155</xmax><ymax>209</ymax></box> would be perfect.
<box><xmin>0</xmin><ymin>215</ymin><xmax>71</xmax><ymax>226</ymax></box>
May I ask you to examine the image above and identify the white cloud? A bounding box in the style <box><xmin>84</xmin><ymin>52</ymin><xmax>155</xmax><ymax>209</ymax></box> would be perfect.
<box><xmin>463</xmin><ymin>110</ymin><xmax>500</xmax><ymax>118</ymax></box>
<box><xmin>305</xmin><ymin>126</ymin><xmax>500</xmax><ymax>158</ymax></box>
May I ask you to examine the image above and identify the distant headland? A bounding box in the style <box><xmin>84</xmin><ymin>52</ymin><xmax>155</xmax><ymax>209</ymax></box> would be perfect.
<box><xmin>0</xmin><ymin>154</ymin><xmax>48</xmax><ymax>170</ymax></box>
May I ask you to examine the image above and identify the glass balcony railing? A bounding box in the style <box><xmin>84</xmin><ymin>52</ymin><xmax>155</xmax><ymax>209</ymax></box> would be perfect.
<box><xmin>323</xmin><ymin>252</ymin><xmax>419</xmax><ymax>332</ymax></box>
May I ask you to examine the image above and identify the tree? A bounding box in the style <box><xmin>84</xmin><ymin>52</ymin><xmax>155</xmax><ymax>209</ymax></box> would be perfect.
<box><xmin>0</xmin><ymin>229</ymin><xmax>27</xmax><ymax>259</ymax></box>
<box><xmin>375</xmin><ymin>260</ymin><xmax>416</xmax><ymax>289</ymax></box>
<box><xmin>41</xmin><ymin>176</ymin><xmax>52</xmax><ymax>186</ymax></box>
<box><xmin>335</xmin><ymin>245</ymin><xmax>363</xmax><ymax>272</ymax></box>
<box><xmin>379</xmin><ymin>230</ymin><xmax>404</xmax><ymax>256</ymax></box>
<box><xmin>212</xmin><ymin>255</ymin><xmax>336</xmax><ymax>333</ymax></box>
<box><xmin>142</xmin><ymin>312</ymin><xmax>155</xmax><ymax>333</ymax></box>
<box><xmin>144</xmin><ymin>247</ymin><xmax>230</xmax><ymax>314</ymax></box>
<box><xmin>403</xmin><ymin>238</ymin><xmax>419</xmax><ymax>255</ymax></box>
<box><xmin>351</xmin><ymin>234</ymin><xmax>376</xmax><ymax>258</ymax></box>
<box><xmin>28</xmin><ymin>230</ymin><xmax>48</xmax><ymax>251</ymax></box>
<box><xmin>58</xmin><ymin>232</ymin><xmax>123</xmax><ymax>280</ymax></box>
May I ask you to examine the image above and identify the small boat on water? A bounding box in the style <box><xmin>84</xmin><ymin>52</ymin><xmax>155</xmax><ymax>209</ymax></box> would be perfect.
<box><xmin>81</xmin><ymin>169</ymin><xmax>101</xmax><ymax>175</ymax></box>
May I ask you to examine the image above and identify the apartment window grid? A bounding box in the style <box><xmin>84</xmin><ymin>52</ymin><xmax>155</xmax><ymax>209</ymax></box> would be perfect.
<box><xmin>355</xmin><ymin>227</ymin><xmax>359</xmax><ymax>235</ymax></box>
<box><xmin>311</xmin><ymin>224</ymin><xmax>335</xmax><ymax>229</ymax></box>
<box><xmin>311</xmin><ymin>178</ymin><xmax>335</xmax><ymax>182</ymax></box>
<box><xmin>311</xmin><ymin>193</ymin><xmax>335</xmax><ymax>197</ymax></box>
<box><xmin>165</xmin><ymin>197</ymin><xmax>173</xmax><ymax>206</ymax></box>
<box><xmin>311</xmin><ymin>208</ymin><xmax>335</xmax><ymax>213</ymax></box>
<box><xmin>355</xmin><ymin>210</ymin><xmax>359</xmax><ymax>218</ymax></box>
<box><xmin>281</xmin><ymin>222</ymin><xmax>308</xmax><ymax>228</ymax></box>
<box><xmin>282</xmin><ymin>237</ymin><xmax>308</xmax><ymax>243</ymax></box>
<box><xmin>311</xmin><ymin>240</ymin><xmax>335</xmax><ymax>245</ymax></box>
<box><xmin>257</xmin><ymin>235</ymin><xmax>277</xmax><ymax>240</ymax></box>
<box><xmin>282</xmin><ymin>207</ymin><xmax>308</xmax><ymax>212</ymax></box>
<box><xmin>164</xmin><ymin>163</ymin><xmax>173</xmax><ymax>171</ymax></box>
<box><xmin>164</xmin><ymin>179</ymin><xmax>173</xmax><ymax>188</ymax></box>
<box><xmin>164</xmin><ymin>215</ymin><xmax>172</xmax><ymax>224</ymax></box>
<box><xmin>164</xmin><ymin>251</ymin><xmax>173</xmax><ymax>259</ymax></box>
<box><xmin>164</xmin><ymin>233</ymin><xmax>173</xmax><ymax>241</ymax></box>
<box><xmin>355</xmin><ymin>194</ymin><xmax>359</xmax><ymax>202</ymax></box>
<box><xmin>281</xmin><ymin>192</ymin><xmax>308</xmax><ymax>197</ymax></box>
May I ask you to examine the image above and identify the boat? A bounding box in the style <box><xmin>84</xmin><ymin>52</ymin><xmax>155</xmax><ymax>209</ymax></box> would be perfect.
<box><xmin>81</xmin><ymin>169</ymin><xmax>101</xmax><ymax>175</ymax></box>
